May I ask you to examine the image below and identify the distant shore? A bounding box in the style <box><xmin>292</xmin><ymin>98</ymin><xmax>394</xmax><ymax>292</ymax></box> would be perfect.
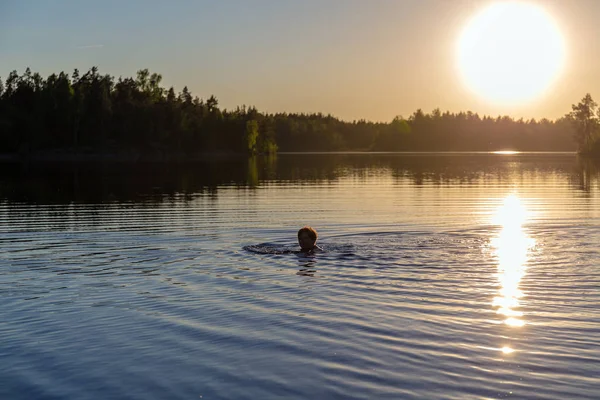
<box><xmin>0</xmin><ymin>149</ymin><xmax>584</xmax><ymax>163</ymax></box>
<box><xmin>0</xmin><ymin>67</ymin><xmax>582</xmax><ymax>159</ymax></box>
<box><xmin>0</xmin><ymin>149</ymin><xmax>255</xmax><ymax>163</ymax></box>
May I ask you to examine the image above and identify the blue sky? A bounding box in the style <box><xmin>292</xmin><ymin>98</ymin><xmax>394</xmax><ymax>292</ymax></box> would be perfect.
<box><xmin>2</xmin><ymin>0</ymin><xmax>600</xmax><ymax>121</ymax></box>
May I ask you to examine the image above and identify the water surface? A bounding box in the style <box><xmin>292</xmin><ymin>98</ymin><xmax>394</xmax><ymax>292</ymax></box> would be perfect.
<box><xmin>1</xmin><ymin>153</ymin><xmax>599</xmax><ymax>399</ymax></box>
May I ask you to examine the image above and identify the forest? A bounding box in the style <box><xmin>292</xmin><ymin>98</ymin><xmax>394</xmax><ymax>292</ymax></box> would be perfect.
<box><xmin>0</xmin><ymin>67</ymin><xmax>590</xmax><ymax>157</ymax></box>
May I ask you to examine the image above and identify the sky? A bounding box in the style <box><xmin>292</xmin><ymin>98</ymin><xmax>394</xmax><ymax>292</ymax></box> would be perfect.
<box><xmin>1</xmin><ymin>0</ymin><xmax>600</xmax><ymax>122</ymax></box>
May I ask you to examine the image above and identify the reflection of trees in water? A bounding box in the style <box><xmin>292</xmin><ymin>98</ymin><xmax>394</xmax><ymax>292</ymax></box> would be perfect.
<box><xmin>574</xmin><ymin>158</ymin><xmax>600</xmax><ymax>193</ymax></box>
<box><xmin>247</xmin><ymin>156</ymin><xmax>259</xmax><ymax>187</ymax></box>
<box><xmin>0</xmin><ymin>154</ymin><xmax>590</xmax><ymax>204</ymax></box>
<box><xmin>277</xmin><ymin>153</ymin><xmax>582</xmax><ymax>187</ymax></box>
<box><xmin>0</xmin><ymin>157</ymin><xmax>283</xmax><ymax>204</ymax></box>
<box><xmin>246</xmin><ymin>155</ymin><xmax>278</xmax><ymax>187</ymax></box>
<box><xmin>0</xmin><ymin>161</ymin><xmax>233</xmax><ymax>204</ymax></box>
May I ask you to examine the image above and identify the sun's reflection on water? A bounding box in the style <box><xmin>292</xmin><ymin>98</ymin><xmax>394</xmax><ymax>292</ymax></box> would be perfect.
<box><xmin>491</xmin><ymin>195</ymin><xmax>535</xmax><ymax>334</ymax></box>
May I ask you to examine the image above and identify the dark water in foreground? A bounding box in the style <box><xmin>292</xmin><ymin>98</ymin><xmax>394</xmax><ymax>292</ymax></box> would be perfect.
<box><xmin>1</xmin><ymin>153</ymin><xmax>599</xmax><ymax>399</ymax></box>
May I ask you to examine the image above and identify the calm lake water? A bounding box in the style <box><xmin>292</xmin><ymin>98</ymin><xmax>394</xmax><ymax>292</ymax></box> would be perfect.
<box><xmin>1</xmin><ymin>153</ymin><xmax>599</xmax><ymax>399</ymax></box>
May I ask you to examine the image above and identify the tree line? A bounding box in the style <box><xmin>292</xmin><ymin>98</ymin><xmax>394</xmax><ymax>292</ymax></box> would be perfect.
<box><xmin>0</xmin><ymin>67</ymin><xmax>594</xmax><ymax>156</ymax></box>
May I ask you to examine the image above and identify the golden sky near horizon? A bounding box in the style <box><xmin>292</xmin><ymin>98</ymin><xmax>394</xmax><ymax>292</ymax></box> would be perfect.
<box><xmin>1</xmin><ymin>0</ymin><xmax>599</xmax><ymax>121</ymax></box>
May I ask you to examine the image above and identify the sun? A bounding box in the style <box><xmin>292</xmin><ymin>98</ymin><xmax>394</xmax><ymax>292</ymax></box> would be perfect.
<box><xmin>457</xmin><ymin>2</ymin><xmax>565</xmax><ymax>104</ymax></box>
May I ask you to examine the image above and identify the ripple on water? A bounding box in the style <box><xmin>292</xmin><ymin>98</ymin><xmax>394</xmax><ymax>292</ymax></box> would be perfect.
<box><xmin>1</xmin><ymin>155</ymin><xmax>600</xmax><ymax>399</ymax></box>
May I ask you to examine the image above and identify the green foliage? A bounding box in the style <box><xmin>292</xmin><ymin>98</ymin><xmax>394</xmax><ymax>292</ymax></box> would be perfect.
<box><xmin>372</xmin><ymin>116</ymin><xmax>411</xmax><ymax>150</ymax></box>
<box><xmin>0</xmin><ymin>66</ymin><xmax>581</xmax><ymax>156</ymax></box>
<box><xmin>245</xmin><ymin>120</ymin><xmax>259</xmax><ymax>155</ymax></box>
<box><xmin>258</xmin><ymin>117</ymin><xmax>278</xmax><ymax>154</ymax></box>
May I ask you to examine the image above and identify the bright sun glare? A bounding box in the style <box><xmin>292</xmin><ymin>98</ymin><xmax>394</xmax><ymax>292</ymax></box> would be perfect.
<box><xmin>491</xmin><ymin>195</ymin><xmax>535</xmax><ymax>331</ymax></box>
<box><xmin>457</xmin><ymin>2</ymin><xmax>565</xmax><ymax>104</ymax></box>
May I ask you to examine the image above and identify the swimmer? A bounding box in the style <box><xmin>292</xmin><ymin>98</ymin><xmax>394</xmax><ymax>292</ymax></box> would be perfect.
<box><xmin>297</xmin><ymin>226</ymin><xmax>323</xmax><ymax>253</ymax></box>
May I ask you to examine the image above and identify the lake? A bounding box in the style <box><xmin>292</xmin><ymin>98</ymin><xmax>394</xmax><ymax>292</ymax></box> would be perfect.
<box><xmin>1</xmin><ymin>152</ymin><xmax>599</xmax><ymax>399</ymax></box>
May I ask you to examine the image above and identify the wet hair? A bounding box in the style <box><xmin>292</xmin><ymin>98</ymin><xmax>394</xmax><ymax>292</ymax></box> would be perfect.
<box><xmin>297</xmin><ymin>226</ymin><xmax>318</xmax><ymax>241</ymax></box>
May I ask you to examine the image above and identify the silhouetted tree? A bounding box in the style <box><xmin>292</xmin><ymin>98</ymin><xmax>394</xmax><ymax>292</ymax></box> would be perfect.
<box><xmin>567</xmin><ymin>94</ymin><xmax>599</xmax><ymax>153</ymax></box>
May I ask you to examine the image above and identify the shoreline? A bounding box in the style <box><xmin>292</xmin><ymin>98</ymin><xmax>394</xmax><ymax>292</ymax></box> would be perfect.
<box><xmin>0</xmin><ymin>150</ymin><xmax>257</xmax><ymax>163</ymax></box>
<box><xmin>0</xmin><ymin>150</ymin><xmax>583</xmax><ymax>163</ymax></box>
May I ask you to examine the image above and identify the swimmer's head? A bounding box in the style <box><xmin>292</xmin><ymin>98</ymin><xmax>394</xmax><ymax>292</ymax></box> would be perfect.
<box><xmin>298</xmin><ymin>226</ymin><xmax>318</xmax><ymax>251</ymax></box>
